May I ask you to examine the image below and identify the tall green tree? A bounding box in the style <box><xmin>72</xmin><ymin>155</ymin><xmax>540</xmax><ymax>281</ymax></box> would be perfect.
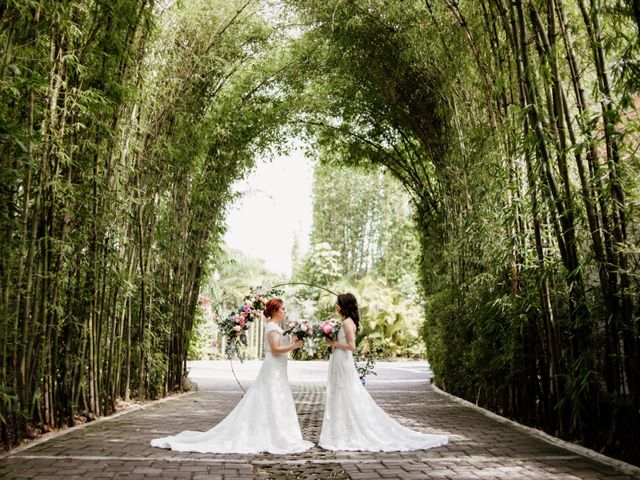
<box><xmin>286</xmin><ymin>0</ymin><xmax>640</xmax><ymax>464</ymax></box>
<box><xmin>0</xmin><ymin>0</ymin><xmax>294</xmax><ymax>448</ymax></box>
<box><xmin>2</xmin><ymin>0</ymin><xmax>639</xmax><ymax>466</ymax></box>
<box><xmin>310</xmin><ymin>159</ymin><xmax>419</xmax><ymax>284</ymax></box>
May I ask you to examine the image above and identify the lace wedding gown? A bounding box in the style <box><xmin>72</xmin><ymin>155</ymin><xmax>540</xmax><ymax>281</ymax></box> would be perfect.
<box><xmin>319</xmin><ymin>324</ymin><xmax>448</xmax><ymax>451</ymax></box>
<box><xmin>150</xmin><ymin>322</ymin><xmax>313</xmax><ymax>454</ymax></box>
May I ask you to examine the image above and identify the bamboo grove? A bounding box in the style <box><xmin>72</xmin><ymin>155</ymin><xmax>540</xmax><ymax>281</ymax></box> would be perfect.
<box><xmin>286</xmin><ymin>0</ymin><xmax>640</xmax><ymax>464</ymax></box>
<box><xmin>0</xmin><ymin>0</ymin><xmax>289</xmax><ymax>447</ymax></box>
<box><xmin>2</xmin><ymin>0</ymin><xmax>640</xmax><ymax>466</ymax></box>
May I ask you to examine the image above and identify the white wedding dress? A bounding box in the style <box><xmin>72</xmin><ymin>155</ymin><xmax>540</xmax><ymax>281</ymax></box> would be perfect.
<box><xmin>319</xmin><ymin>324</ymin><xmax>448</xmax><ymax>451</ymax></box>
<box><xmin>150</xmin><ymin>322</ymin><xmax>313</xmax><ymax>454</ymax></box>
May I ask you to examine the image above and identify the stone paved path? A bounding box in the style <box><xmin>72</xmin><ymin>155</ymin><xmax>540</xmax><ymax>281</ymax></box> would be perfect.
<box><xmin>1</xmin><ymin>361</ymin><xmax>638</xmax><ymax>479</ymax></box>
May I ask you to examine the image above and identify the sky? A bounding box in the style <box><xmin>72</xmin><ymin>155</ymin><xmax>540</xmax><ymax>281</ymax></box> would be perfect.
<box><xmin>223</xmin><ymin>143</ymin><xmax>314</xmax><ymax>276</ymax></box>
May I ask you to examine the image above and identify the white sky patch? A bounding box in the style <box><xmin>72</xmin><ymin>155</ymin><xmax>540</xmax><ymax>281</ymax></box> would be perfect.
<box><xmin>223</xmin><ymin>143</ymin><xmax>315</xmax><ymax>276</ymax></box>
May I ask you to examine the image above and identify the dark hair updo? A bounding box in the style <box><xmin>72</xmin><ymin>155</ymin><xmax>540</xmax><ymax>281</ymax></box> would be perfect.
<box><xmin>263</xmin><ymin>298</ymin><xmax>283</xmax><ymax>319</ymax></box>
<box><xmin>337</xmin><ymin>293</ymin><xmax>360</xmax><ymax>331</ymax></box>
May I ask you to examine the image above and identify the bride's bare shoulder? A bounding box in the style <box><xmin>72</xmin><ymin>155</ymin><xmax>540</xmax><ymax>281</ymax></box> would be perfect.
<box><xmin>342</xmin><ymin>317</ymin><xmax>356</xmax><ymax>329</ymax></box>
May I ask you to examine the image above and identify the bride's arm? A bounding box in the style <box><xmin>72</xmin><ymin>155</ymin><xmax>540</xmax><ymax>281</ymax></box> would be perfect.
<box><xmin>327</xmin><ymin>320</ymin><xmax>356</xmax><ymax>352</ymax></box>
<box><xmin>268</xmin><ymin>331</ymin><xmax>303</xmax><ymax>355</ymax></box>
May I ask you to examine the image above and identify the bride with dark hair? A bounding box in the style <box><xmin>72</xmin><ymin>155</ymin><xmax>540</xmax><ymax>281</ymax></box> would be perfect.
<box><xmin>150</xmin><ymin>298</ymin><xmax>312</xmax><ymax>454</ymax></box>
<box><xmin>319</xmin><ymin>293</ymin><xmax>448</xmax><ymax>451</ymax></box>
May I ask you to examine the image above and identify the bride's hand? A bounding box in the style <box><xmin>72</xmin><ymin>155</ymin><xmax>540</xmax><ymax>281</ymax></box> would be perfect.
<box><xmin>292</xmin><ymin>339</ymin><xmax>304</xmax><ymax>349</ymax></box>
<box><xmin>325</xmin><ymin>338</ymin><xmax>335</xmax><ymax>347</ymax></box>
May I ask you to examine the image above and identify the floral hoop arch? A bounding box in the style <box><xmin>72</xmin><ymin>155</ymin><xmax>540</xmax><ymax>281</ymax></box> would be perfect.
<box><xmin>217</xmin><ymin>283</ymin><xmax>337</xmax><ymax>393</ymax></box>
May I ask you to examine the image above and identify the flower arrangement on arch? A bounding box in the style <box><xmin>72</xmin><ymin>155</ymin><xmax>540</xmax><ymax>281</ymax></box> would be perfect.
<box><xmin>217</xmin><ymin>285</ymin><xmax>283</xmax><ymax>361</ymax></box>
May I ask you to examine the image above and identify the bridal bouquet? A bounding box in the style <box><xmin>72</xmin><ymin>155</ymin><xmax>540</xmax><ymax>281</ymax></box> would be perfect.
<box><xmin>284</xmin><ymin>319</ymin><xmax>314</xmax><ymax>340</ymax></box>
<box><xmin>317</xmin><ymin>318</ymin><xmax>341</xmax><ymax>340</ymax></box>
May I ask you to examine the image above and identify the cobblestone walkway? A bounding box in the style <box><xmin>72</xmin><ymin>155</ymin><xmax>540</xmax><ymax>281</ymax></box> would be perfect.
<box><xmin>1</xmin><ymin>378</ymin><xmax>638</xmax><ymax>479</ymax></box>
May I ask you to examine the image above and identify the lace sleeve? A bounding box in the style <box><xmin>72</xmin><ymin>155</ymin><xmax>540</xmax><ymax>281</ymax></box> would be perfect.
<box><xmin>264</xmin><ymin>322</ymin><xmax>281</xmax><ymax>334</ymax></box>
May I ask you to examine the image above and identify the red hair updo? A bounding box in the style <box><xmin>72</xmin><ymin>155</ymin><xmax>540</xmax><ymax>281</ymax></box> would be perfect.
<box><xmin>263</xmin><ymin>298</ymin><xmax>283</xmax><ymax>319</ymax></box>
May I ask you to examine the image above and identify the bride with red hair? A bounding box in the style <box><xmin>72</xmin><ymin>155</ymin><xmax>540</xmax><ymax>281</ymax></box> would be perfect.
<box><xmin>151</xmin><ymin>298</ymin><xmax>312</xmax><ymax>454</ymax></box>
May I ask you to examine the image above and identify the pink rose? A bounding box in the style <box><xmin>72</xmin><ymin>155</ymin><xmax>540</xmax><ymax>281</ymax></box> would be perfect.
<box><xmin>322</xmin><ymin>324</ymin><xmax>333</xmax><ymax>334</ymax></box>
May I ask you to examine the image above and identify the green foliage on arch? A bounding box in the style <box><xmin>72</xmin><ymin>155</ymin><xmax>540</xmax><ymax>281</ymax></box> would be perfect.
<box><xmin>285</xmin><ymin>0</ymin><xmax>640</xmax><ymax>464</ymax></box>
<box><xmin>2</xmin><ymin>0</ymin><xmax>640</xmax><ymax>465</ymax></box>
<box><xmin>0</xmin><ymin>0</ymin><xmax>297</xmax><ymax>447</ymax></box>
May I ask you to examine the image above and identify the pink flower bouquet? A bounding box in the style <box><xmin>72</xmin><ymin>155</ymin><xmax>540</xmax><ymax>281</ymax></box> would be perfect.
<box><xmin>317</xmin><ymin>318</ymin><xmax>341</xmax><ymax>340</ymax></box>
<box><xmin>284</xmin><ymin>319</ymin><xmax>314</xmax><ymax>340</ymax></box>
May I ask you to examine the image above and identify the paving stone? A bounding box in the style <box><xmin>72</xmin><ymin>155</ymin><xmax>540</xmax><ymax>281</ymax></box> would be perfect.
<box><xmin>347</xmin><ymin>473</ymin><xmax>382</xmax><ymax>479</ymax></box>
<box><xmin>1</xmin><ymin>363</ymin><xmax>638</xmax><ymax>479</ymax></box>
